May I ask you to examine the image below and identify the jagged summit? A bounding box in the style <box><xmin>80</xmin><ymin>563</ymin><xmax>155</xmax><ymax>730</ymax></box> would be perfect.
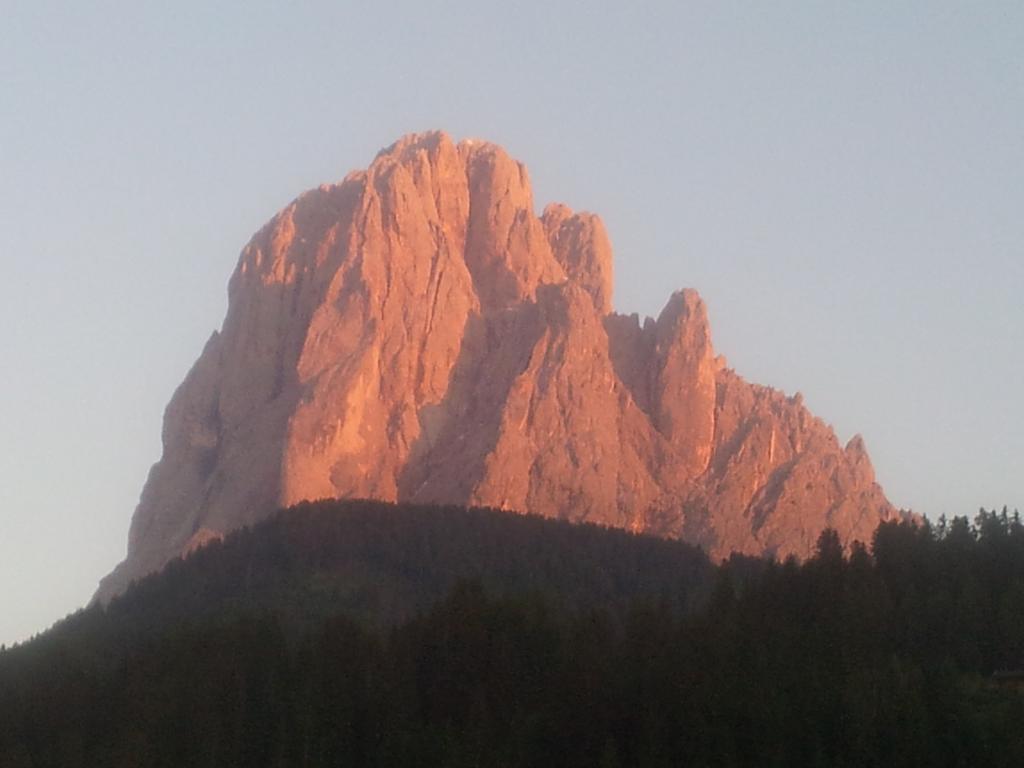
<box><xmin>97</xmin><ymin>132</ymin><xmax>900</xmax><ymax>601</ymax></box>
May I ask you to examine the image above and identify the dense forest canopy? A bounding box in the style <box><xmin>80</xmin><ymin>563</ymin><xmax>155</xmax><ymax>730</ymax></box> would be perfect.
<box><xmin>3</xmin><ymin>501</ymin><xmax>1024</xmax><ymax>767</ymax></box>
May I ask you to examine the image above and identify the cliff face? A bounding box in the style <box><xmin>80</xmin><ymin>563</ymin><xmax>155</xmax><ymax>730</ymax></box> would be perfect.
<box><xmin>97</xmin><ymin>131</ymin><xmax>899</xmax><ymax>600</ymax></box>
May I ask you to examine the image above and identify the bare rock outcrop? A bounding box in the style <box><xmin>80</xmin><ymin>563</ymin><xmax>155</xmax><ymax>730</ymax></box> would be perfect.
<box><xmin>96</xmin><ymin>131</ymin><xmax>902</xmax><ymax>601</ymax></box>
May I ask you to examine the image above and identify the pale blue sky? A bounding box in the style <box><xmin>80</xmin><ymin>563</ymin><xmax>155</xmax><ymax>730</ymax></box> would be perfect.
<box><xmin>2</xmin><ymin>1</ymin><xmax>1021</xmax><ymax>646</ymax></box>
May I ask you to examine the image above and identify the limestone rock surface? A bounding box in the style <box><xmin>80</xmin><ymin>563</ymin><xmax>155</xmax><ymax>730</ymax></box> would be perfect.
<box><xmin>97</xmin><ymin>132</ymin><xmax>902</xmax><ymax>601</ymax></box>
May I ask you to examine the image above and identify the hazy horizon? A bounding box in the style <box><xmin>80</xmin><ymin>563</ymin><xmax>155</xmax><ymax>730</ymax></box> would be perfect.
<box><xmin>2</xmin><ymin>1</ymin><xmax>1021</xmax><ymax>646</ymax></box>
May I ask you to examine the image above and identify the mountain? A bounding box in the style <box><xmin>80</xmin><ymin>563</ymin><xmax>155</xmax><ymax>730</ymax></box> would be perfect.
<box><xmin>98</xmin><ymin>131</ymin><xmax>900</xmax><ymax>601</ymax></box>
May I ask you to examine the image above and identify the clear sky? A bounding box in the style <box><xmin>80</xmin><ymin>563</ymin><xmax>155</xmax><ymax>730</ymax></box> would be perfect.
<box><xmin>2</xmin><ymin>1</ymin><xmax>1021</xmax><ymax>646</ymax></box>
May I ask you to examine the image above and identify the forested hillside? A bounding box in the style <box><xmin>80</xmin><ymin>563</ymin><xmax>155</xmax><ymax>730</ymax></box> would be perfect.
<box><xmin>3</xmin><ymin>502</ymin><xmax>1024</xmax><ymax>766</ymax></box>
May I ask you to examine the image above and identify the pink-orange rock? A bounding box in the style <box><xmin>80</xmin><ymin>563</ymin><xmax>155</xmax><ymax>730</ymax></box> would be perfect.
<box><xmin>542</xmin><ymin>203</ymin><xmax>613</xmax><ymax>314</ymax></box>
<box><xmin>96</xmin><ymin>131</ymin><xmax>903</xmax><ymax>601</ymax></box>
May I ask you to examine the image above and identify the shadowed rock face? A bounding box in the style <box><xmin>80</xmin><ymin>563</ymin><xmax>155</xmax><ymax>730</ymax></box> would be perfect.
<box><xmin>96</xmin><ymin>131</ymin><xmax>901</xmax><ymax>601</ymax></box>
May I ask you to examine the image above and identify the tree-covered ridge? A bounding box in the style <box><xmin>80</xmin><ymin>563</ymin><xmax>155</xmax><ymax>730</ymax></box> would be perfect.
<box><xmin>3</xmin><ymin>504</ymin><xmax>1024</xmax><ymax>766</ymax></box>
<box><xmin>107</xmin><ymin>499</ymin><xmax>715</xmax><ymax>632</ymax></box>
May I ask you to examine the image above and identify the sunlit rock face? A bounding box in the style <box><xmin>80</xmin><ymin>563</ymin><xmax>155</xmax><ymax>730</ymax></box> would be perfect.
<box><xmin>96</xmin><ymin>132</ymin><xmax>901</xmax><ymax>601</ymax></box>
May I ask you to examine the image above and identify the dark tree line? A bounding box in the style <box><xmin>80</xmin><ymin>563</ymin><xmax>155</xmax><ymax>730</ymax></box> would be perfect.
<box><xmin>2</xmin><ymin>503</ymin><xmax>1024</xmax><ymax>766</ymax></box>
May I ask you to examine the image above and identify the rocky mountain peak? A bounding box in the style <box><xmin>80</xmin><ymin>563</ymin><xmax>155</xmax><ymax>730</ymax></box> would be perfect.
<box><xmin>96</xmin><ymin>132</ymin><xmax>903</xmax><ymax>602</ymax></box>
